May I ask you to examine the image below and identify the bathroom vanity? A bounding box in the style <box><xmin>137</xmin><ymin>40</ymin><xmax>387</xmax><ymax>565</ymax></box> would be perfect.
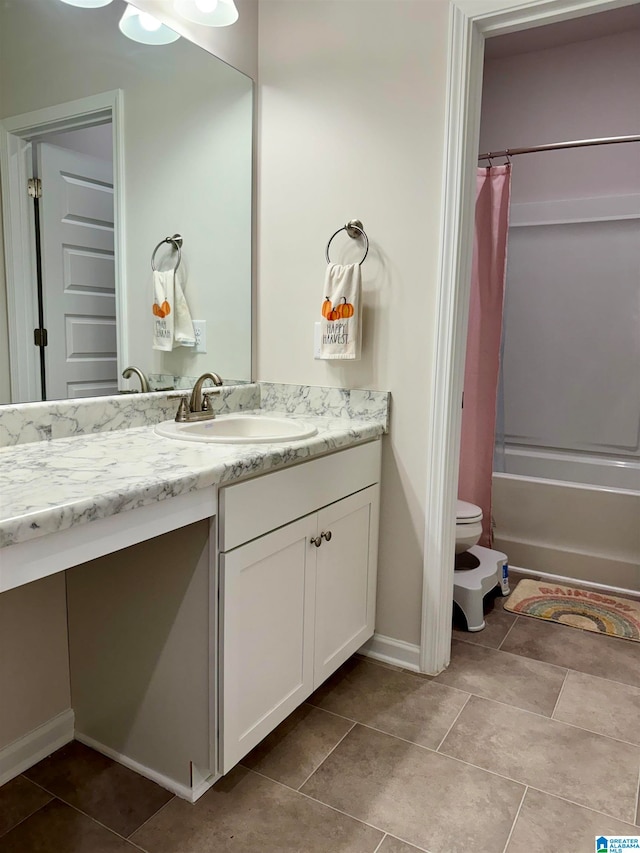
<box><xmin>218</xmin><ymin>441</ymin><xmax>379</xmax><ymax>772</ymax></box>
<box><xmin>0</xmin><ymin>383</ymin><xmax>388</xmax><ymax>800</ymax></box>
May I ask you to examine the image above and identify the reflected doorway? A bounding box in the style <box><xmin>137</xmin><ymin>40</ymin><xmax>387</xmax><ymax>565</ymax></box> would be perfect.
<box><xmin>31</xmin><ymin>123</ymin><xmax>116</xmax><ymax>400</ymax></box>
<box><xmin>0</xmin><ymin>90</ymin><xmax>123</xmax><ymax>405</ymax></box>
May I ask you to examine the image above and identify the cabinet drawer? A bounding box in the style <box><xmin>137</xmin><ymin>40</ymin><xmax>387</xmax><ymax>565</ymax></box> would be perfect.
<box><xmin>219</xmin><ymin>440</ymin><xmax>381</xmax><ymax>551</ymax></box>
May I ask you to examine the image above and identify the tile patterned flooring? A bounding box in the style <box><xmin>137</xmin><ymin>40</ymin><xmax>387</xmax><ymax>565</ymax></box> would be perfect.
<box><xmin>1</xmin><ymin>575</ymin><xmax>639</xmax><ymax>853</ymax></box>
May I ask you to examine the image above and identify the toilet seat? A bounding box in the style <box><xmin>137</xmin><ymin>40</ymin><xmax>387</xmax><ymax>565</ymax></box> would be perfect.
<box><xmin>456</xmin><ymin>500</ymin><xmax>482</xmax><ymax>524</ymax></box>
<box><xmin>455</xmin><ymin>500</ymin><xmax>483</xmax><ymax>555</ymax></box>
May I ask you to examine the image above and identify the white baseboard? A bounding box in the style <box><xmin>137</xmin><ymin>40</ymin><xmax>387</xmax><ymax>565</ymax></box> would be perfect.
<box><xmin>74</xmin><ymin>732</ymin><xmax>216</xmax><ymax>803</ymax></box>
<box><xmin>0</xmin><ymin>709</ymin><xmax>75</xmax><ymax>787</ymax></box>
<box><xmin>359</xmin><ymin>632</ymin><xmax>421</xmax><ymax>672</ymax></box>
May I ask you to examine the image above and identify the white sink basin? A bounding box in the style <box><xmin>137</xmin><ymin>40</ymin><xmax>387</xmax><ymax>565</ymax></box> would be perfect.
<box><xmin>155</xmin><ymin>414</ymin><xmax>318</xmax><ymax>444</ymax></box>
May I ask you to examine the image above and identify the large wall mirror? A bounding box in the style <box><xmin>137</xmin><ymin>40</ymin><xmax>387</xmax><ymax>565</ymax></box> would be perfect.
<box><xmin>0</xmin><ymin>0</ymin><xmax>253</xmax><ymax>405</ymax></box>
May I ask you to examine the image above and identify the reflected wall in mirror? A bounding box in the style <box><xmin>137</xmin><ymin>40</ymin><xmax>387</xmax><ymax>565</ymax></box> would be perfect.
<box><xmin>0</xmin><ymin>0</ymin><xmax>253</xmax><ymax>405</ymax></box>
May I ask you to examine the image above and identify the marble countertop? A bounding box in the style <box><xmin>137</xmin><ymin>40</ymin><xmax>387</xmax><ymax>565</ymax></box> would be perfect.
<box><xmin>0</xmin><ymin>410</ymin><xmax>385</xmax><ymax>550</ymax></box>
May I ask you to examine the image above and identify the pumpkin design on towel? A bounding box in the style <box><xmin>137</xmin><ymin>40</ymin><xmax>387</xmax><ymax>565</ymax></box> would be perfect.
<box><xmin>335</xmin><ymin>297</ymin><xmax>354</xmax><ymax>319</ymax></box>
<box><xmin>152</xmin><ymin>300</ymin><xmax>171</xmax><ymax>319</ymax></box>
<box><xmin>322</xmin><ymin>296</ymin><xmax>355</xmax><ymax>322</ymax></box>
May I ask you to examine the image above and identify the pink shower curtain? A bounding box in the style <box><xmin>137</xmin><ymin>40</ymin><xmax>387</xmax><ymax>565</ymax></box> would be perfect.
<box><xmin>458</xmin><ymin>165</ymin><xmax>511</xmax><ymax>547</ymax></box>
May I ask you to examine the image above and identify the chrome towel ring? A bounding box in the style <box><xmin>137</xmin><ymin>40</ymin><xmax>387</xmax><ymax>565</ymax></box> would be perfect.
<box><xmin>151</xmin><ymin>234</ymin><xmax>183</xmax><ymax>272</ymax></box>
<box><xmin>326</xmin><ymin>219</ymin><xmax>369</xmax><ymax>266</ymax></box>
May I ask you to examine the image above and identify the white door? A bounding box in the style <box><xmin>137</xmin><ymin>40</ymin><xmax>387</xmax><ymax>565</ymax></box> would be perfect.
<box><xmin>314</xmin><ymin>485</ymin><xmax>380</xmax><ymax>686</ymax></box>
<box><xmin>220</xmin><ymin>515</ymin><xmax>317</xmax><ymax>773</ymax></box>
<box><xmin>37</xmin><ymin>143</ymin><xmax>117</xmax><ymax>400</ymax></box>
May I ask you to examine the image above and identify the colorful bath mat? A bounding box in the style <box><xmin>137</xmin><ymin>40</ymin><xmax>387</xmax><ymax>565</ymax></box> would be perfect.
<box><xmin>504</xmin><ymin>579</ymin><xmax>640</xmax><ymax>642</ymax></box>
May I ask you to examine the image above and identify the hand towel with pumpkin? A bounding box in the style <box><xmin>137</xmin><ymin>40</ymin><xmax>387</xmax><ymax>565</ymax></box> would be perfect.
<box><xmin>319</xmin><ymin>263</ymin><xmax>361</xmax><ymax>360</ymax></box>
<box><xmin>152</xmin><ymin>269</ymin><xmax>196</xmax><ymax>351</ymax></box>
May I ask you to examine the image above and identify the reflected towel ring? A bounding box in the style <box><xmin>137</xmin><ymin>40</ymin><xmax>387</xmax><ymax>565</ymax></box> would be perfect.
<box><xmin>151</xmin><ymin>234</ymin><xmax>183</xmax><ymax>272</ymax></box>
<box><xmin>325</xmin><ymin>219</ymin><xmax>369</xmax><ymax>266</ymax></box>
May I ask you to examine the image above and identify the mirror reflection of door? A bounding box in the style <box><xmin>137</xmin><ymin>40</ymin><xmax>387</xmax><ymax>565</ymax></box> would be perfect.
<box><xmin>33</xmin><ymin>123</ymin><xmax>117</xmax><ymax>399</ymax></box>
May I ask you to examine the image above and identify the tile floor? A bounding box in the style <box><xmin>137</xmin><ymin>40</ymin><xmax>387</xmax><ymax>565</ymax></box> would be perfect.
<box><xmin>1</xmin><ymin>574</ymin><xmax>639</xmax><ymax>853</ymax></box>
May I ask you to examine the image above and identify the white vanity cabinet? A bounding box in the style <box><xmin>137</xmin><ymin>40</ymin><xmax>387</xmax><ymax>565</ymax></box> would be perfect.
<box><xmin>217</xmin><ymin>441</ymin><xmax>381</xmax><ymax>773</ymax></box>
<box><xmin>0</xmin><ymin>431</ymin><xmax>383</xmax><ymax>801</ymax></box>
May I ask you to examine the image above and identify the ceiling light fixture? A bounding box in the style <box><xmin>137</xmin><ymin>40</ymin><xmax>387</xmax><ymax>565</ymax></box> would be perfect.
<box><xmin>118</xmin><ymin>4</ymin><xmax>181</xmax><ymax>44</ymax></box>
<box><xmin>173</xmin><ymin>0</ymin><xmax>239</xmax><ymax>27</ymax></box>
<box><xmin>59</xmin><ymin>0</ymin><xmax>114</xmax><ymax>7</ymax></box>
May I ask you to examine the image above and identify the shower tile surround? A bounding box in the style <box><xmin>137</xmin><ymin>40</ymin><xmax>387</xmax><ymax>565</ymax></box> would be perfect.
<box><xmin>0</xmin><ymin>382</ymin><xmax>390</xmax><ymax>549</ymax></box>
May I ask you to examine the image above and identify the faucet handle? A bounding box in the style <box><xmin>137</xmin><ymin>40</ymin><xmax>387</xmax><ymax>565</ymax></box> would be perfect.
<box><xmin>174</xmin><ymin>397</ymin><xmax>190</xmax><ymax>423</ymax></box>
<box><xmin>202</xmin><ymin>389</ymin><xmax>220</xmax><ymax>412</ymax></box>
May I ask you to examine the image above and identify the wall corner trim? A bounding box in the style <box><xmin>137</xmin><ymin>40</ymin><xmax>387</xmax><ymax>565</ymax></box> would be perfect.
<box><xmin>359</xmin><ymin>633</ymin><xmax>421</xmax><ymax>672</ymax></box>
<box><xmin>74</xmin><ymin>732</ymin><xmax>216</xmax><ymax>803</ymax></box>
<box><xmin>0</xmin><ymin>709</ymin><xmax>74</xmax><ymax>788</ymax></box>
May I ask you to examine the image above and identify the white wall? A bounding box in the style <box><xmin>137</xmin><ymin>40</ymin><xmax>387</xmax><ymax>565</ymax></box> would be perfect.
<box><xmin>258</xmin><ymin>0</ymin><xmax>450</xmax><ymax>646</ymax></box>
<box><xmin>480</xmin><ymin>30</ymin><xmax>640</xmax><ymax>203</ymax></box>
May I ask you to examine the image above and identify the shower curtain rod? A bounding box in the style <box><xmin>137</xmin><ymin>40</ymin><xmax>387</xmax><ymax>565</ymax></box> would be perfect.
<box><xmin>478</xmin><ymin>134</ymin><xmax>640</xmax><ymax>161</ymax></box>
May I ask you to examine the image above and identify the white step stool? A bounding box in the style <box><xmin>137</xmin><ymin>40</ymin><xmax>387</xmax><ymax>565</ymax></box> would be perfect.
<box><xmin>453</xmin><ymin>545</ymin><xmax>508</xmax><ymax>632</ymax></box>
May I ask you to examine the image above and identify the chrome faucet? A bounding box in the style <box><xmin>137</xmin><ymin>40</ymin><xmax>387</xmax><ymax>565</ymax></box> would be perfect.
<box><xmin>175</xmin><ymin>372</ymin><xmax>223</xmax><ymax>422</ymax></box>
<box><xmin>122</xmin><ymin>366</ymin><xmax>150</xmax><ymax>393</ymax></box>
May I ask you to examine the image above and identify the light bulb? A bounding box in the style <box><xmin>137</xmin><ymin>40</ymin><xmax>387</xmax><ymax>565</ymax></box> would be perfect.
<box><xmin>138</xmin><ymin>12</ymin><xmax>162</xmax><ymax>31</ymax></box>
<box><xmin>174</xmin><ymin>0</ymin><xmax>237</xmax><ymax>26</ymax></box>
<box><xmin>59</xmin><ymin>0</ymin><xmax>114</xmax><ymax>7</ymax></box>
<box><xmin>118</xmin><ymin>5</ymin><xmax>181</xmax><ymax>44</ymax></box>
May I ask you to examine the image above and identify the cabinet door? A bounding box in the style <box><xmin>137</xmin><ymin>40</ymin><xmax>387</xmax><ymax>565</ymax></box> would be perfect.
<box><xmin>314</xmin><ymin>485</ymin><xmax>379</xmax><ymax>686</ymax></box>
<box><xmin>220</xmin><ymin>515</ymin><xmax>316</xmax><ymax>773</ymax></box>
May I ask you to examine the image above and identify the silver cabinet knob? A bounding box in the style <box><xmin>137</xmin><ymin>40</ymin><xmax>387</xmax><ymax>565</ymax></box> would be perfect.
<box><xmin>321</xmin><ymin>531</ymin><xmax>332</xmax><ymax>542</ymax></box>
<box><xmin>310</xmin><ymin>536</ymin><xmax>322</xmax><ymax>547</ymax></box>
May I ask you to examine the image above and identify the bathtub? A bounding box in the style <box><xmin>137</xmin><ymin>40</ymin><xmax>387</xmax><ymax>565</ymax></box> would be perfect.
<box><xmin>498</xmin><ymin>445</ymin><xmax>640</xmax><ymax>491</ymax></box>
<box><xmin>492</xmin><ymin>450</ymin><xmax>640</xmax><ymax>593</ymax></box>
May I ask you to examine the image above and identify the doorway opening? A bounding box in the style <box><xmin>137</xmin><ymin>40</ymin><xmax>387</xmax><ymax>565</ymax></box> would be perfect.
<box><xmin>420</xmin><ymin>0</ymin><xmax>640</xmax><ymax>675</ymax></box>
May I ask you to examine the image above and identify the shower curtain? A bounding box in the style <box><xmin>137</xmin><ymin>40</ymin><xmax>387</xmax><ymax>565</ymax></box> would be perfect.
<box><xmin>458</xmin><ymin>165</ymin><xmax>511</xmax><ymax>547</ymax></box>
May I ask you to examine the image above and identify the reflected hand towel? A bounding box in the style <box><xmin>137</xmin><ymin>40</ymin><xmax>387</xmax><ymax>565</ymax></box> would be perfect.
<box><xmin>152</xmin><ymin>270</ymin><xmax>195</xmax><ymax>351</ymax></box>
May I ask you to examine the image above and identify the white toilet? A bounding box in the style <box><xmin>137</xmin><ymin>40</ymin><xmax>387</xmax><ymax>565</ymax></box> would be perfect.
<box><xmin>455</xmin><ymin>500</ymin><xmax>483</xmax><ymax>553</ymax></box>
<box><xmin>453</xmin><ymin>500</ymin><xmax>508</xmax><ymax>632</ymax></box>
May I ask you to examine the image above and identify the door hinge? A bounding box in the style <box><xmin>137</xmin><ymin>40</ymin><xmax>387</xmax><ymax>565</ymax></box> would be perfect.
<box><xmin>28</xmin><ymin>177</ymin><xmax>42</xmax><ymax>199</ymax></box>
<box><xmin>34</xmin><ymin>328</ymin><xmax>48</xmax><ymax>347</ymax></box>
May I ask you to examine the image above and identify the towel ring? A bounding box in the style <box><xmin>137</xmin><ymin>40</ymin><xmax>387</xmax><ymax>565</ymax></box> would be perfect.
<box><xmin>325</xmin><ymin>219</ymin><xmax>369</xmax><ymax>266</ymax></box>
<box><xmin>151</xmin><ymin>234</ymin><xmax>183</xmax><ymax>272</ymax></box>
